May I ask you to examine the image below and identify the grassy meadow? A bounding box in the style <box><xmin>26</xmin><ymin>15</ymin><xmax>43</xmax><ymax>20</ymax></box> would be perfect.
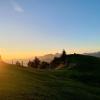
<box><xmin>0</xmin><ymin>63</ymin><xmax>100</xmax><ymax>100</ymax></box>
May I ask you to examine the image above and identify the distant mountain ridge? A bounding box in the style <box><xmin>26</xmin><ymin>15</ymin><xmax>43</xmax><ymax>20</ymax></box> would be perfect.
<box><xmin>39</xmin><ymin>53</ymin><xmax>61</xmax><ymax>62</ymax></box>
<box><xmin>84</xmin><ymin>51</ymin><xmax>100</xmax><ymax>58</ymax></box>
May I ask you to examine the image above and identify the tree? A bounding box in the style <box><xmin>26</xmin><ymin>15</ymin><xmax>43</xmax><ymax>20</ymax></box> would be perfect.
<box><xmin>60</xmin><ymin>49</ymin><xmax>67</xmax><ymax>64</ymax></box>
<box><xmin>50</xmin><ymin>57</ymin><xmax>61</xmax><ymax>68</ymax></box>
<box><xmin>28</xmin><ymin>60</ymin><xmax>34</xmax><ymax>67</ymax></box>
<box><xmin>50</xmin><ymin>50</ymin><xmax>68</xmax><ymax>69</ymax></box>
<box><xmin>40</xmin><ymin>61</ymin><xmax>49</xmax><ymax>69</ymax></box>
<box><xmin>21</xmin><ymin>61</ymin><xmax>24</xmax><ymax>67</ymax></box>
<box><xmin>27</xmin><ymin>57</ymin><xmax>40</xmax><ymax>68</ymax></box>
<box><xmin>28</xmin><ymin>60</ymin><xmax>31</xmax><ymax>67</ymax></box>
<box><xmin>33</xmin><ymin>57</ymin><xmax>40</xmax><ymax>68</ymax></box>
<box><xmin>16</xmin><ymin>61</ymin><xmax>21</xmax><ymax>66</ymax></box>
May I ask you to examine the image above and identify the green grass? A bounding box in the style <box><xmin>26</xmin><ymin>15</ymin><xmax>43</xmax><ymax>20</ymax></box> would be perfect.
<box><xmin>0</xmin><ymin>63</ymin><xmax>100</xmax><ymax>100</ymax></box>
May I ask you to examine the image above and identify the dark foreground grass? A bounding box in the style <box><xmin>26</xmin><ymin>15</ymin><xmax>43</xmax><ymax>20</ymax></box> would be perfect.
<box><xmin>0</xmin><ymin>63</ymin><xmax>100</xmax><ymax>100</ymax></box>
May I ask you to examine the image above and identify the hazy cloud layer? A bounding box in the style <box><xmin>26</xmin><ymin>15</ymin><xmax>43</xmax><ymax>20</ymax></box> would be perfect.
<box><xmin>11</xmin><ymin>0</ymin><xmax>24</xmax><ymax>13</ymax></box>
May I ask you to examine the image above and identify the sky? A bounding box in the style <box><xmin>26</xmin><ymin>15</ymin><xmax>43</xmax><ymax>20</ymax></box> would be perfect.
<box><xmin>0</xmin><ymin>0</ymin><xmax>100</xmax><ymax>60</ymax></box>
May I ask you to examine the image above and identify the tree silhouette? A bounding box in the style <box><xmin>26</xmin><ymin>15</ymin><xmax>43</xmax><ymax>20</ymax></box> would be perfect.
<box><xmin>16</xmin><ymin>61</ymin><xmax>21</xmax><ymax>66</ymax></box>
<box><xmin>40</xmin><ymin>61</ymin><xmax>49</xmax><ymax>69</ymax></box>
<box><xmin>50</xmin><ymin>57</ymin><xmax>61</xmax><ymax>68</ymax></box>
<box><xmin>21</xmin><ymin>61</ymin><xmax>24</xmax><ymax>67</ymax></box>
<box><xmin>33</xmin><ymin>57</ymin><xmax>40</xmax><ymax>68</ymax></box>
<box><xmin>50</xmin><ymin>50</ymin><xmax>68</xmax><ymax>69</ymax></box>
<box><xmin>60</xmin><ymin>49</ymin><xmax>67</xmax><ymax>64</ymax></box>
<box><xmin>28</xmin><ymin>60</ymin><xmax>32</xmax><ymax>67</ymax></box>
<box><xmin>28</xmin><ymin>60</ymin><xmax>34</xmax><ymax>67</ymax></box>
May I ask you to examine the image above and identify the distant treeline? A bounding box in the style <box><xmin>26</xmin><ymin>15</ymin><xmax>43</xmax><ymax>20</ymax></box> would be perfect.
<box><xmin>16</xmin><ymin>50</ymin><xmax>68</xmax><ymax>69</ymax></box>
<box><xmin>15</xmin><ymin>50</ymin><xmax>100</xmax><ymax>70</ymax></box>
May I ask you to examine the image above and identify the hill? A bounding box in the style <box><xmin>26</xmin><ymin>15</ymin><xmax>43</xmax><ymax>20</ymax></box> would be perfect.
<box><xmin>0</xmin><ymin>59</ymin><xmax>100</xmax><ymax>100</ymax></box>
<box><xmin>84</xmin><ymin>51</ymin><xmax>100</xmax><ymax>58</ymax></box>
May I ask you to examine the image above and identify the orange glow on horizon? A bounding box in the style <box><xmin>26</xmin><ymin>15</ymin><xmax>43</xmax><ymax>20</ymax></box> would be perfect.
<box><xmin>0</xmin><ymin>48</ymin><xmax>99</xmax><ymax>61</ymax></box>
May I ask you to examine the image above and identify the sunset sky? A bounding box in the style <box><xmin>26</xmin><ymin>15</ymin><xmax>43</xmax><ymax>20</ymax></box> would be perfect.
<box><xmin>0</xmin><ymin>0</ymin><xmax>100</xmax><ymax>60</ymax></box>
